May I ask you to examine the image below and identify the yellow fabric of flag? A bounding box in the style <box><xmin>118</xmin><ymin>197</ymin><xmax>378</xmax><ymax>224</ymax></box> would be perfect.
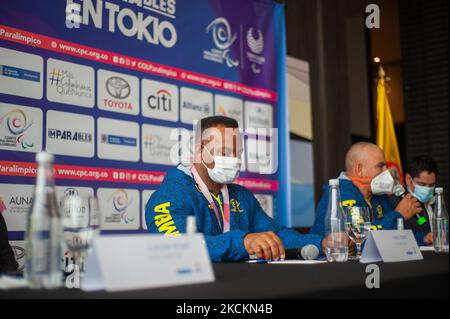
<box><xmin>376</xmin><ymin>66</ymin><xmax>403</xmax><ymax>182</ymax></box>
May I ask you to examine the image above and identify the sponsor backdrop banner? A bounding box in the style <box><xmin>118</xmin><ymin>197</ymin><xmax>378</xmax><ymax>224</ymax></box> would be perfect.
<box><xmin>0</xmin><ymin>0</ymin><xmax>289</xmax><ymax>265</ymax></box>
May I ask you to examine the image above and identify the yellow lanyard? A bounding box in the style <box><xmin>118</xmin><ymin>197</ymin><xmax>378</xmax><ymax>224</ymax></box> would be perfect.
<box><xmin>210</xmin><ymin>192</ymin><xmax>225</xmax><ymax>224</ymax></box>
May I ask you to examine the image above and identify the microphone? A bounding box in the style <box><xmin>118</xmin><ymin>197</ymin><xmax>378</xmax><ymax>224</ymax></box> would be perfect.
<box><xmin>392</xmin><ymin>184</ymin><xmax>428</xmax><ymax>226</ymax></box>
<box><xmin>285</xmin><ymin>245</ymin><xmax>320</xmax><ymax>260</ymax></box>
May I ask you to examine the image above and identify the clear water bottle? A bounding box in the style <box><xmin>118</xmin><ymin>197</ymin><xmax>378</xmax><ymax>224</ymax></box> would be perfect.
<box><xmin>186</xmin><ymin>216</ymin><xmax>197</xmax><ymax>235</ymax></box>
<box><xmin>25</xmin><ymin>152</ymin><xmax>63</xmax><ymax>289</ymax></box>
<box><xmin>432</xmin><ymin>188</ymin><xmax>449</xmax><ymax>252</ymax></box>
<box><xmin>325</xmin><ymin>179</ymin><xmax>349</xmax><ymax>262</ymax></box>
<box><xmin>397</xmin><ymin>218</ymin><xmax>404</xmax><ymax>230</ymax></box>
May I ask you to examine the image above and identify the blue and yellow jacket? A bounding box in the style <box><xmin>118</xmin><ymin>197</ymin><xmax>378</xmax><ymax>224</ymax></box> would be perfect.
<box><xmin>145</xmin><ymin>166</ymin><xmax>324</xmax><ymax>262</ymax></box>
<box><xmin>310</xmin><ymin>173</ymin><xmax>426</xmax><ymax>246</ymax></box>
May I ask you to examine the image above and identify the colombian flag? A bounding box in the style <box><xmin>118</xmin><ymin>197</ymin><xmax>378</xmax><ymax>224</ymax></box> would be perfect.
<box><xmin>376</xmin><ymin>66</ymin><xmax>403</xmax><ymax>184</ymax></box>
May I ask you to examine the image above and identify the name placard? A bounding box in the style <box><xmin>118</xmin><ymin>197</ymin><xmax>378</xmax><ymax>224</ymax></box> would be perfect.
<box><xmin>82</xmin><ymin>234</ymin><xmax>215</xmax><ymax>292</ymax></box>
<box><xmin>360</xmin><ymin>230</ymin><xmax>423</xmax><ymax>263</ymax></box>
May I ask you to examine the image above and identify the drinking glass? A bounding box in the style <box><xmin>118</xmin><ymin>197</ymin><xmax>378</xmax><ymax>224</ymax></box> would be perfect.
<box><xmin>344</xmin><ymin>206</ymin><xmax>372</xmax><ymax>260</ymax></box>
<box><xmin>61</xmin><ymin>194</ymin><xmax>101</xmax><ymax>275</ymax></box>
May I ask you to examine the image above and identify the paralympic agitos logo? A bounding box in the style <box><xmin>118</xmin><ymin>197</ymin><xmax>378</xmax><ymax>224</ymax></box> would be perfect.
<box><xmin>109</xmin><ymin>189</ymin><xmax>135</xmax><ymax>224</ymax></box>
<box><xmin>203</xmin><ymin>17</ymin><xmax>239</xmax><ymax>68</ymax></box>
<box><xmin>0</xmin><ymin>108</ymin><xmax>34</xmax><ymax>149</ymax></box>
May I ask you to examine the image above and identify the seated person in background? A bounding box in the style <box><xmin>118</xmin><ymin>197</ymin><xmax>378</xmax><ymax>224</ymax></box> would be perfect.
<box><xmin>397</xmin><ymin>156</ymin><xmax>438</xmax><ymax>246</ymax></box>
<box><xmin>310</xmin><ymin>142</ymin><xmax>423</xmax><ymax>243</ymax></box>
<box><xmin>0</xmin><ymin>212</ymin><xmax>18</xmax><ymax>273</ymax></box>
<box><xmin>146</xmin><ymin>116</ymin><xmax>327</xmax><ymax>262</ymax></box>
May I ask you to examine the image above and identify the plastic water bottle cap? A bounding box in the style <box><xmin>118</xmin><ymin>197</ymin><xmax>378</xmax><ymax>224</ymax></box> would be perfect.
<box><xmin>329</xmin><ymin>179</ymin><xmax>339</xmax><ymax>186</ymax></box>
<box><xmin>186</xmin><ymin>216</ymin><xmax>197</xmax><ymax>234</ymax></box>
<box><xmin>435</xmin><ymin>187</ymin><xmax>443</xmax><ymax>194</ymax></box>
<box><xmin>397</xmin><ymin>218</ymin><xmax>404</xmax><ymax>230</ymax></box>
<box><xmin>36</xmin><ymin>152</ymin><xmax>54</xmax><ymax>164</ymax></box>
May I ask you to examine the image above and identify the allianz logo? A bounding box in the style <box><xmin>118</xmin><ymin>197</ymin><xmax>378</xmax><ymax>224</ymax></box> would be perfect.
<box><xmin>182</xmin><ymin>101</ymin><xmax>211</xmax><ymax>114</ymax></box>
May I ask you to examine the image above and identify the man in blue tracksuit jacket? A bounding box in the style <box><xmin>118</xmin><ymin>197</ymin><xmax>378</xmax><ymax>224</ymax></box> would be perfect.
<box><xmin>145</xmin><ymin>116</ymin><xmax>325</xmax><ymax>262</ymax></box>
<box><xmin>310</xmin><ymin>142</ymin><xmax>425</xmax><ymax>245</ymax></box>
<box><xmin>391</xmin><ymin>155</ymin><xmax>438</xmax><ymax>246</ymax></box>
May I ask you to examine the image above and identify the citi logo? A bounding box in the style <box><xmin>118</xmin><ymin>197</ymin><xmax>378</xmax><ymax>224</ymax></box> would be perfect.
<box><xmin>148</xmin><ymin>89</ymin><xmax>172</xmax><ymax>112</ymax></box>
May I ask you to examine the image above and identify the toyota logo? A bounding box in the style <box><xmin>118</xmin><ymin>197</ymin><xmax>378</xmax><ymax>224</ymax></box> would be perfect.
<box><xmin>64</xmin><ymin>187</ymin><xmax>79</xmax><ymax>198</ymax></box>
<box><xmin>12</xmin><ymin>245</ymin><xmax>25</xmax><ymax>271</ymax></box>
<box><xmin>106</xmin><ymin>76</ymin><xmax>131</xmax><ymax>99</ymax></box>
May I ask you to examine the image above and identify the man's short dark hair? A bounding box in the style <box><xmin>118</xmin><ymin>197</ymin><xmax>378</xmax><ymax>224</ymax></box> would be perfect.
<box><xmin>195</xmin><ymin>116</ymin><xmax>239</xmax><ymax>142</ymax></box>
<box><xmin>407</xmin><ymin>156</ymin><xmax>439</xmax><ymax>178</ymax></box>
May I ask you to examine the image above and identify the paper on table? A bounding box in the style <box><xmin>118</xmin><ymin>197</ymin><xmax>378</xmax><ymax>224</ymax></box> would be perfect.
<box><xmin>268</xmin><ymin>260</ymin><xmax>328</xmax><ymax>265</ymax></box>
<box><xmin>81</xmin><ymin>234</ymin><xmax>215</xmax><ymax>292</ymax></box>
<box><xmin>420</xmin><ymin>246</ymin><xmax>435</xmax><ymax>252</ymax></box>
<box><xmin>360</xmin><ymin>230</ymin><xmax>423</xmax><ymax>263</ymax></box>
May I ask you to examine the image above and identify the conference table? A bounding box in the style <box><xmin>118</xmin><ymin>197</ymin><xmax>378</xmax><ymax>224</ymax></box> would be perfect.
<box><xmin>1</xmin><ymin>252</ymin><xmax>448</xmax><ymax>299</ymax></box>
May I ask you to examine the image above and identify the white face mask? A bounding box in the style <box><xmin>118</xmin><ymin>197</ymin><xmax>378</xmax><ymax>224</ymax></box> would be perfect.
<box><xmin>202</xmin><ymin>148</ymin><xmax>241</xmax><ymax>184</ymax></box>
<box><xmin>371</xmin><ymin>170</ymin><xmax>395</xmax><ymax>195</ymax></box>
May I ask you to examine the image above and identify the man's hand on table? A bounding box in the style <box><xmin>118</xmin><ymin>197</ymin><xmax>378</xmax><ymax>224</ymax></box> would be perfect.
<box><xmin>424</xmin><ymin>232</ymin><xmax>434</xmax><ymax>245</ymax></box>
<box><xmin>244</xmin><ymin>231</ymin><xmax>286</xmax><ymax>261</ymax></box>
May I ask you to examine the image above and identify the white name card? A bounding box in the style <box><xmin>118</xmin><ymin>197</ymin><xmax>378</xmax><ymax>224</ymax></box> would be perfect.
<box><xmin>360</xmin><ymin>230</ymin><xmax>423</xmax><ymax>263</ymax></box>
<box><xmin>81</xmin><ymin>234</ymin><xmax>215</xmax><ymax>292</ymax></box>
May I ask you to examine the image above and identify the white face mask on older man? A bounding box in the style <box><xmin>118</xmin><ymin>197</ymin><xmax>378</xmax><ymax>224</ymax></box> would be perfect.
<box><xmin>202</xmin><ymin>147</ymin><xmax>241</xmax><ymax>184</ymax></box>
<box><xmin>370</xmin><ymin>170</ymin><xmax>395</xmax><ymax>195</ymax></box>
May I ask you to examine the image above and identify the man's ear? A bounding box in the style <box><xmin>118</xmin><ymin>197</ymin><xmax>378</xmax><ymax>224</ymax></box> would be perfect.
<box><xmin>355</xmin><ymin>163</ymin><xmax>363</xmax><ymax>177</ymax></box>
